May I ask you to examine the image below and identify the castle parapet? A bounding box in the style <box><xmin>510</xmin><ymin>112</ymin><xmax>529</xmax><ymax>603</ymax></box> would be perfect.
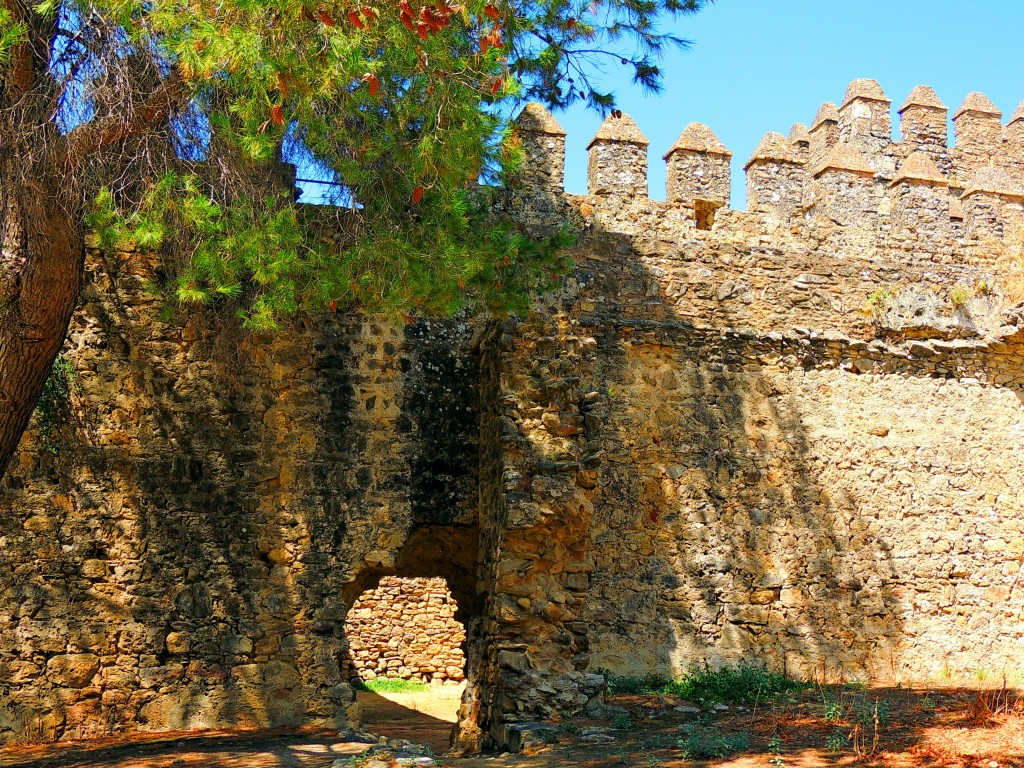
<box><xmin>899</xmin><ymin>86</ymin><xmax>949</xmax><ymax>169</ymax></box>
<box><xmin>663</xmin><ymin>122</ymin><xmax>732</xmax><ymax>207</ymax></box>
<box><xmin>888</xmin><ymin>152</ymin><xmax>951</xmax><ymax>246</ymax></box>
<box><xmin>789</xmin><ymin>123</ymin><xmax>811</xmax><ymax>162</ymax></box>
<box><xmin>744</xmin><ymin>132</ymin><xmax>806</xmax><ymax>222</ymax></box>
<box><xmin>961</xmin><ymin>167</ymin><xmax>1024</xmax><ymax>245</ymax></box>
<box><xmin>587</xmin><ymin>112</ymin><xmax>649</xmax><ymax>199</ymax></box>
<box><xmin>809</xmin><ymin>102</ymin><xmax>840</xmax><ymax>167</ymax></box>
<box><xmin>512</xmin><ymin>103</ymin><xmax>567</xmax><ymax>197</ymax></box>
<box><xmin>953</xmin><ymin>92</ymin><xmax>1003</xmax><ymax>179</ymax></box>
<box><xmin>839</xmin><ymin>79</ymin><xmax>892</xmax><ymax>160</ymax></box>
<box><xmin>1007</xmin><ymin>101</ymin><xmax>1024</xmax><ymax>163</ymax></box>
<box><xmin>810</xmin><ymin>143</ymin><xmax>877</xmax><ymax>228</ymax></box>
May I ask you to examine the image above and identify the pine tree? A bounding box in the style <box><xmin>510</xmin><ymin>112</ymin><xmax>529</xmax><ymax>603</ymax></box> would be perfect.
<box><xmin>0</xmin><ymin>0</ymin><xmax>710</xmax><ymax>479</ymax></box>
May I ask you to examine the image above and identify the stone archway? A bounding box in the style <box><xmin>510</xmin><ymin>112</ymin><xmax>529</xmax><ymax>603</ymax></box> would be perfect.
<box><xmin>344</xmin><ymin>575</ymin><xmax>467</xmax><ymax>686</ymax></box>
<box><xmin>341</xmin><ymin>524</ymin><xmax>486</xmax><ymax>753</ymax></box>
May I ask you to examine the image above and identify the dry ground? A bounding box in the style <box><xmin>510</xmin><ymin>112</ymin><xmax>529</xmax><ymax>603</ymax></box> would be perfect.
<box><xmin>1</xmin><ymin>685</ymin><xmax>1022</xmax><ymax>768</ymax></box>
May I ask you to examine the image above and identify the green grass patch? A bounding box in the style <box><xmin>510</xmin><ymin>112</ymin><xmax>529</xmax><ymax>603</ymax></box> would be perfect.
<box><xmin>354</xmin><ymin>678</ymin><xmax>429</xmax><ymax>694</ymax></box>
<box><xmin>605</xmin><ymin>665</ymin><xmax>808</xmax><ymax>705</ymax></box>
<box><xmin>664</xmin><ymin>665</ymin><xmax>808</xmax><ymax>705</ymax></box>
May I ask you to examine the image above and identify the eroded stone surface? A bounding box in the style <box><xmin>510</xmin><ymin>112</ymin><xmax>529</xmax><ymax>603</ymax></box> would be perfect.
<box><xmin>3</xmin><ymin>79</ymin><xmax>1024</xmax><ymax>751</ymax></box>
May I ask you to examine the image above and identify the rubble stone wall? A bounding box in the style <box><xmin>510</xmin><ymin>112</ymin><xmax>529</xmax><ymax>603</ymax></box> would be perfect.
<box><xmin>2</xmin><ymin>79</ymin><xmax>1024</xmax><ymax>750</ymax></box>
<box><xmin>343</xmin><ymin>577</ymin><xmax>467</xmax><ymax>684</ymax></box>
<box><xmin>0</xmin><ymin>247</ymin><xmax>487</xmax><ymax>744</ymax></box>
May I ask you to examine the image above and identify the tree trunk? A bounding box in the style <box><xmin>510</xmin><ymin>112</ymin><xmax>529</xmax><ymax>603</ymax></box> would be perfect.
<box><xmin>0</xmin><ymin>165</ymin><xmax>84</xmax><ymax>480</ymax></box>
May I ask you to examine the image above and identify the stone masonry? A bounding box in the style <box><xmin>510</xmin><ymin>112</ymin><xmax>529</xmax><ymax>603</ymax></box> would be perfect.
<box><xmin>2</xmin><ymin>79</ymin><xmax>1024</xmax><ymax>751</ymax></box>
<box><xmin>343</xmin><ymin>577</ymin><xmax>466</xmax><ymax>685</ymax></box>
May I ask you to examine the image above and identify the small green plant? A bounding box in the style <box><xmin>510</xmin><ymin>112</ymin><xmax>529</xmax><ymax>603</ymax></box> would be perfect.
<box><xmin>604</xmin><ymin>673</ymin><xmax>669</xmax><ymax>695</ymax></box>
<box><xmin>677</xmin><ymin>720</ymin><xmax>751</xmax><ymax>760</ymax></box>
<box><xmin>821</xmin><ymin>693</ymin><xmax>844</xmax><ymax>722</ymax></box>
<box><xmin>976</xmin><ymin>277</ymin><xmax>992</xmax><ymax>296</ymax></box>
<box><xmin>919</xmin><ymin>695</ymin><xmax>936</xmax><ymax>713</ymax></box>
<box><xmin>825</xmin><ymin>730</ymin><xmax>846</xmax><ymax>753</ymax></box>
<box><xmin>662</xmin><ymin>665</ymin><xmax>808</xmax><ymax>706</ymax></box>
<box><xmin>355</xmin><ymin>678</ymin><xmax>429</xmax><ymax>694</ymax></box>
<box><xmin>560</xmin><ymin>720</ymin><xmax>580</xmax><ymax>735</ymax></box>
<box><xmin>949</xmin><ymin>283</ymin><xmax>973</xmax><ymax>309</ymax></box>
<box><xmin>849</xmin><ymin>699</ymin><xmax>889</xmax><ymax>759</ymax></box>
<box><xmin>34</xmin><ymin>353</ymin><xmax>79</xmax><ymax>454</ymax></box>
<box><xmin>860</xmin><ymin>288</ymin><xmax>893</xmax><ymax>324</ymax></box>
<box><xmin>842</xmin><ymin>679</ymin><xmax>868</xmax><ymax>692</ymax></box>
<box><xmin>768</xmin><ymin>732</ymin><xmax>785</xmax><ymax>767</ymax></box>
<box><xmin>612</xmin><ymin>713</ymin><xmax>635</xmax><ymax>731</ymax></box>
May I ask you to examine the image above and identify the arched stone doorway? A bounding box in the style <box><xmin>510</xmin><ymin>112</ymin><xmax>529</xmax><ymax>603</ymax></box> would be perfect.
<box><xmin>341</xmin><ymin>524</ymin><xmax>485</xmax><ymax>753</ymax></box>
<box><xmin>344</xmin><ymin>576</ymin><xmax>466</xmax><ymax>686</ymax></box>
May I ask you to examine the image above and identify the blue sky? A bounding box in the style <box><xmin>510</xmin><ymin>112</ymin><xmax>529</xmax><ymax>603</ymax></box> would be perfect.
<box><xmin>552</xmin><ymin>0</ymin><xmax>1024</xmax><ymax>207</ymax></box>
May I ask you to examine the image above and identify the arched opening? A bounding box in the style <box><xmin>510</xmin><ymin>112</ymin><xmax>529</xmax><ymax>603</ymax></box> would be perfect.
<box><xmin>345</xmin><ymin>576</ymin><xmax>467</xmax><ymax>686</ymax></box>
<box><xmin>341</xmin><ymin>524</ymin><xmax>483</xmax><ymax>755</ymax></box>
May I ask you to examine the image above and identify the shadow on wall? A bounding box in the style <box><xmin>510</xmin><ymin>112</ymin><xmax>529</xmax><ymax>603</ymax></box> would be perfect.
<box><xmin>496</xmin><ymin>218</ymin><xmax>909</xmax><ymax>711</ymax></box>
<box><xmin>574</xmin><ymin>253</ymin><xmax>907</xmax><ymax>682</ymax></box>
<box><xmin>0</xmin><ymin>248</ymin><xmax>364</xmax><ymax>741</ymax></box>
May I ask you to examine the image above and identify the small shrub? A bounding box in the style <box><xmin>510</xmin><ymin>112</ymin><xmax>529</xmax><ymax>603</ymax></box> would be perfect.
<box><xmin>612</xmin><ymin>713</ymin><xmax>635</xmax><ymax>731</ymax></box>
<box><xmin>825</xmin><ymin>730</ymin><xmax>846</xmax><ymax>753</ymax></box>
<box><xmin>663</xmin><ymin>665</ymin><xmax>808</xmax><ymax>706</ymax></box>
<box><xmin>605</xmin><ymin>673</ymin><xmax>669</xmax><ymax>695</ymax></box>
<box><xmin>34</xmin><ymin>354</ymin><xmax>79</xmax><ymax>454</ymax></box>
<box><xmin>560</xmin><ymin>720</ymin><xmax>580</xmax><ymax>735</ymax></box>
<box><xmin>852</xmin><ymin>699</ymin><xmax>890</xmax><ymax>727</ymax></box>
<box><xmin>768</xmin><ymin>732</ymin><xmax>785</xmax><ymax>767</ymax></box>
<box><xmin>860</xmin><ymin>288</ymin><xmax>893</xmax><ymax>324</ymax></box>
<box><xmin>677</xmin><ymin>721</ymin><xmax>750</xmax><ymax>760</ymax></box>
<box><xmin>821</xmin><ymin>694</ymin><xmax>844</xmax><ymax>722</ymax></box>
<box><xmin>948</xmin><ymin>283</ymin><xmax>973</xmax><ymax>309</ymax></box>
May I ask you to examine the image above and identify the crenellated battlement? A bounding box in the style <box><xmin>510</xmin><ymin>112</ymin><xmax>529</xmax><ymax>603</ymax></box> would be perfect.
<box><xmin>513</xmin><ymin>79</ymin><xmax>1024</xmax><ymax>264</ymax></box>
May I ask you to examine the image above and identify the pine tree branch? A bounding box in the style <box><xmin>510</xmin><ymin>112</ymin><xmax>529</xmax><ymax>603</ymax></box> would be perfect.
<box><xmin>61</xmin><ymin>71</ymin><xmax>182</xmax><ymax>170</ymax></box>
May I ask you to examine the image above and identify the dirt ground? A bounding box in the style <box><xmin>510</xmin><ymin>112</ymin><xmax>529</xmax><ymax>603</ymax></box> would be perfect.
<box><xmin>2</xmin><ymin>685</ymin><xmax>1022</xmax><ymax>768</ymax></box>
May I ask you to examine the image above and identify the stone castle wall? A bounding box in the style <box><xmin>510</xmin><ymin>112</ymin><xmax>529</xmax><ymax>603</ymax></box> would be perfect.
<box><xmin>343</xmin><ymin>577</ymin><xmax>466</xmax><ymax>684</ymax></box>
<box><xmin>1</xmin><ymin>78</ymin><xmax>1024</xmax><ymax>750</ymax></box>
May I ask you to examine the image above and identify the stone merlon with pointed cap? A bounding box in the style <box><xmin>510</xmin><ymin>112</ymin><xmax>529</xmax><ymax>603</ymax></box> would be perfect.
<box><xmin>663</xmin><ymin>123</ymin><xmax>731</xmax><ymax>160</ymax></box>
<box><xmin>587</xmin><ymin>112</ymin><xmax>649</xmax><ymax>198</ymax></box>
<box><xmin>898</xmin><ymin>86</ymin><xmax>949</xmax><ymax>161</ymax></box>
<box><xmin>512</xmin><ymin>103</ymin><xmax>567</xmax><ymax>197</ymax></box>
<box><xmin>812</xmin><ymin>144</ymin><xmax>876</xmax><ymax>178</ymax></box>
<box><xmin>586</xmin><ymin>112</ymin><xmax>650</xmax><ymax>149</ymax></box>
<box><xmin>514</xmin><ymin>103</ymin><xmax>567</xmax><ymax>136</ymax></box>
<box><xmin>839</xmin><ymin>79</ymin><xmax>892</xmax><ymax>148</ymax></box>
<box><xmin>890</xmin><ymin>152</ymin><xmax>947</xmax><ymax>187</ymax></box>
<box><xmin>953</xmin><ymin>92</ymin><xmax>1004</xmax><ymax>172</ymax></box>
<box><xmin>789</xmin><ymin>123</ymin><xmax>811</xmax><ymax>145</ymax></box>
<box><xmin>811</xmin><ymin>102</ymin><xmax>840</xmax><ymax>130</ymax></box>
<box><xmin>962</xmin><ymin>167</ymin><xmax>1024</xmax><ymax>199</ymax></box>
<box><xmin>953</xmin><ymin>92</ymin><xmax>1002</xmax><ymax>119</ymax></box>
<box><xmin>744</xmin><ymin>132</ymin><xmax>803</xmax><ymax>170</ymax></box>
<box><xmin>841</xmin><ymin>78</ymin><xmax>891</xmax><ymax>107</ymax></box>
<box><xmin>664</xmin><ymin>123</ymin><xmax>731</xmax><ymax>205</ymax></box>
<box><xmin>1008</xmin><ymin>100</ymin><xmax>1024</xmax><ymax>127</ymax></box>
<box><xmin>745</xmin><ymin>132</ymin><xmax>806</xmax><ymax>221</ymax></box>
<box><xmin>900</xmin><ymin>85</ymin><xmax>946</xmax><ymax>113</ymax></box>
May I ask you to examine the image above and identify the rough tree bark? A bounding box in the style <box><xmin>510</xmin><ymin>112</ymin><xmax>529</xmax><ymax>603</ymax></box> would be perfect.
<box><xmin>0</xmin><ymin>166</ymin><xmax>84</xmax><ymax>479</ymax></box>
<box><xmin>0</xmin><ymin>1</ymin><xmax>182</xmax><ymax>481</ymax></box>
